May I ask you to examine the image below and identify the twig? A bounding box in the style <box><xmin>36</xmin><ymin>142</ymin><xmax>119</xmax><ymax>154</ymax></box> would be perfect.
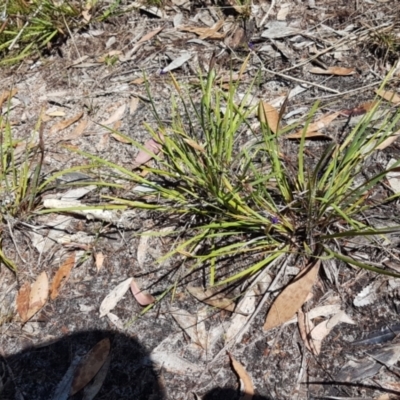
<box><xmin>264</xmin><ymin>67</ymin><xmax>340</xmax><ymax>94</ymax></box>
<box><xmin>259</xmin><ymin>0</ymin><xmax>276</xmax><ymax>27</ymax></box>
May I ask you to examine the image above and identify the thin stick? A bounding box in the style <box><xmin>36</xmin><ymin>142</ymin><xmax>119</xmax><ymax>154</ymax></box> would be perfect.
<box><xmin>263</xmin><ymin>67</ymin><xmax>340</xmax><ymax>94</ymax></box>
<box><xmin>259</xmin><ymin>0</ymin><xmax>276</xmax><ymax>27</ymax></box>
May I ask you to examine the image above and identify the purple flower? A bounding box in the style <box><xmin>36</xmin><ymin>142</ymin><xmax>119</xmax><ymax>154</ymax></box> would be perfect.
<box><xmin>270</xmin><ymin>216</ymin><xmax>279</xmax><ymax>224</ymax></box>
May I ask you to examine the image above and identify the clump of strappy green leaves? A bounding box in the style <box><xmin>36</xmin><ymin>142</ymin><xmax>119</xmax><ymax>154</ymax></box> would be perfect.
<box><xmin>0</xmin><ymin>111</ymin><xmax>94</xmax><ymax>273</ymax></box>
<box><xmin>81</xmin><ymin>69</ymin><xmax>400</xmax><ymax>286</ymax></box>
<box><xmin>0</xmin><ymin>0</ymin><xmax>121</xmax><ymax>66</ymax></box>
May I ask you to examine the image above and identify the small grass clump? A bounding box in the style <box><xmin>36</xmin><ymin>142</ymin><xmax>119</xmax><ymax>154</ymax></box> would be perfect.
<box><xmin>79</xmin><ymin>67</ymin><xmax>400</xmax><ymax>297</ymax></box>
<box><xmin>0</xmin><ymin>0</ymin><xmax>121</xmax><ymax>66</ymax></box>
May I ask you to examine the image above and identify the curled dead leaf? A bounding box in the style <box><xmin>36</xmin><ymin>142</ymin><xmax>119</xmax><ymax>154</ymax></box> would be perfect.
<box><xmin>132</xmin><ymin>137</ymin><xmax>164</xmax><ymax>168</ymax></box>
<box><xmin>130</xmin><ymin>278</ymin><xmax>155</xmax><ymax>306</ymax></box>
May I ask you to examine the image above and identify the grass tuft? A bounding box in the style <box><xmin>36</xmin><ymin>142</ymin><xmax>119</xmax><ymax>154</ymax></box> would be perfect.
<box><xmin>81</xmin><ymin>68</ymin><xmax>400</xmax><ymax>292</ymax></box>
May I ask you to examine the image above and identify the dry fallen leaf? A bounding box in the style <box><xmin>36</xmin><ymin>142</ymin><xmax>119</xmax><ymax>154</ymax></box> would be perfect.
<box><xmin>187</xmin><ymin>285</ymin><xmax>236</xmax><ymax>312</ymax></box>
<box><xmin>70</xmin><ymin>338</ymin><xmax>111</xmax><ymax>395</ymax></box>
<box><xmin>258</xmin><ymin>101</ymin><xmax>280</xmax><ymax>134</ymax></box>
<box><xmin>50</xmin><ymin>253</ymin><xmax>75</xmax><ymax>300</ymax></box>
<box><xmin>137</xmin><ymin>234</ymin><xmax>150</xmax><ymax>268</ymax></box>
<box><xmin>99</xmin><ymin>278</ymin><xmax>133</xmax><ymax>317</ymax></box>
<box><xmin>228</xmin><ymin>353</ymin><xmax>254</xmax><ymax>400</ymax></box>
<box><xmin>183</xmin><ymin>138</ymin><xmax>205</xmax><ymax>152</ymax></box>
<box><xmin>309</xmin><ymin>66</ymin><xmax>355</xmax><ymax>76</ymax></box>
<box><xmin>340</xmin><ymin>101</ymin><xmax>377</xmax><ymax>117</ymax></box>
<box><xmin>375</xmin><ymin>89</ymin><xmax>400</xmax><ymax>105</ymax></box>
<box><xmin>297</xmin><ymin>309</ymin><xmax>313</xmax><ymax>352</ymax></box>
<box><xmin>130</xmin><ymin>278</ymin><xmax>155</xmax><ymax>306</ymax></box>
<box><xmin>136</xmin><ymin>26</ymin><xmax>164</xmax><ymax>46</ymax></box>
<box><xmin>0</xmin><ymin>88</ymin><xmax>18</xmax><ymax>109</ymax></box>
<box><xmin>50</xmin><ymin>112</ymin><xmax>84</xmax><ymax>134</ymax></box>
<box><xmin>16</xmin><ymin>282</ymin><xmax>31</xmax><ymax>322</ymax></box>
<box><xmin>263</xmin><ymin>260</ymin><xmax>320</xmax><ymax>331</ymax></box>
<box><xmin>132</xmin><ymin>137</ymin><xmax>164</xmax><ymax>168</ymax></box>
<box><xmin>130</xmin><ymin>97</ymin><xmax>139</xmax><ymax>114</ymax></box>
<box><xmin>26</xmin><ymin>271</ymin><xmax>49</xmax><ymax>322</ymax></box>
<box><xmin>376</xmin><ymin>129</ymin><xmax>400</xmax><ymax>150</ymax></box>
<box><xmin>101</xmin><ymin>104</ymin><xmax>126</xmax><ymax>125</ymax></box>
<box><xmin>179</xmin><ymin>20</ymin><xmax>225</xmax><ymax>40</ymax></box>
<box><xmin>309</xmin><ymin>310</ymin><xmax>355</xmax><ymax>355</ymax></box>
<box><xmin>286</xmin><ymin>112</ymin><xmax>339</xmax><ymax>139</ymax></box>
<box><xmin>94</xmin><ymin>252</ymin><xmax>105</xmax><ymax>272</ymax></box>
<box><xmin>130</xmin><ymin>77</ymin><xmax>145</xmax><ymax>85</ymax></box>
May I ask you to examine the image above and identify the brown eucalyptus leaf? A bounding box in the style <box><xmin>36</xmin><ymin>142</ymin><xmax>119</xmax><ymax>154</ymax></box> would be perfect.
<box><xmin>263</xmin><ymin>260</ymin><xmax>320</xmax><ymax>331</ymax></box>
<box><xmin>375</xmin><ymin>89</ymin><xmax>400</xmax><ymax>105</ymax></box>
<box><xmin>50</xmin><ymin>253</ymin><xmax>75</xmax><ymax>300</ymax></box>
<box><xmin>70</xmin><ymin>338</ymin><xmax>111</xmax><ymax>395</ymax></box>
<box><xmin>376</xmin><ymin>130</ymin><xmax>400</xmax><ymax>150</ymax></box>
<box><xmin>258</xmin><ymin>101</ymin><xmax>280</xmax><ymax>134</ymax></box>
<box><xmin>228</xmin><ymin>353</ymin><xmax>254</xmax><ymax>400</ymax></box>
<box><xmin>16</xmin><ymin>282</ymin><xmax>31</xmax><ymax>322</ymax></box>
<box><xmin>287</xmin><ymin>112</ymin><xmax>339</xmax><ymax>138</ymax></box>
<box><xmin>187</xmin><ymin>285</ymin><xmax>235</xmax><ymax>312</ymax></box>
<box><xmin>50</xmin><ymin>112</ymin><xmax>84</xmax><ymax>134</ymax></box>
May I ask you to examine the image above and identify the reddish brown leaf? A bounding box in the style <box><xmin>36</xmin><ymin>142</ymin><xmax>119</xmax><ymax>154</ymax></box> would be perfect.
<box><xmin>130</xmin><ymin>278</ymin><xmax>155</xmax><ymax>306</ymax></box>
<box><xmin>340</xmin><ymin>101</ymin><xmax>377</xmax><ymax>117</ymax></box>
<box><xmin>70</xmin><ymin>338</ymin><xmax>111</xmax><ymax>395</ymax></box>
<box><xmin>263</xmin><ymin>260</ymin><xmax>320</xmax><ymax>331</ymax></box>
<box><xmin>16</xmin><ymin>282</ymin><xmax>31</xmax><ymax>322</ymax></box>
<box><xmin>132</xmin><ymin>137</ymin><xmax>164</xmax><ymax>168</ymax></box>
<box><xmin>50</xmin><ymin>253</ymin><xmax>75</xmax><ymax>300</ymax></box>
<box><xmin>228</xmin><ymin>353</ymin><xmax>254</xmax><ymax>400</ymax></box>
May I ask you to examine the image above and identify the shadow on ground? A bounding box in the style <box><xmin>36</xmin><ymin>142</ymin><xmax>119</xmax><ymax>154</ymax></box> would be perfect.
<box><xmin>0</xmin><ymin>330</ymin><xmax>163</xmax><ymax>400</ymax></box>
<box><xmin>0</xmin><ymin>329</ymin><xmax>273</xmax><ymax>399</ymax></box>
<box><xmin>203</xmin><ymin>388</ymin><xmax>272</xmax><ymax>400</ymax></box>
